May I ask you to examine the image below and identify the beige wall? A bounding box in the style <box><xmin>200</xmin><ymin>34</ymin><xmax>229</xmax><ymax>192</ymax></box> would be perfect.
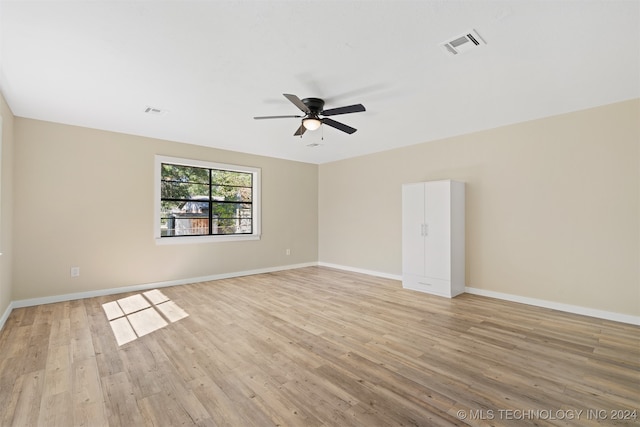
<box><xmin>13</xmin><ymin>119</ymin><xmax>318</xmax><ymax>300</ymax></box>
<box><xmin>6</xmin><ymin>99</ymin><xmax>640</xmax><ymax>319</ymax></box>
<box><xmin>0</xmin><ymin>92</ymin><xmax>14</xmax><ymax>319</ymax></box>
<box><xmin>319</xmin><ymin>99</ymin><xmax>640</xmax><ymax>316</ymax></box>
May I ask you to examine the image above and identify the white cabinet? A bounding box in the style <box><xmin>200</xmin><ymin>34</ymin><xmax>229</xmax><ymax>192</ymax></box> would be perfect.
<box><xmin>402</xmin><ymin>180</ymin><xmax>465</xmax><ymax>298</ymax></box>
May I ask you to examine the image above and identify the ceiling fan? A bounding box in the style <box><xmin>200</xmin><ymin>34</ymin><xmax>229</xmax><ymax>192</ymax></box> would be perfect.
<box><xmin>254</xmin><ymin>93</ymin><xmax>366</xmax><ymax>136</ymax></box>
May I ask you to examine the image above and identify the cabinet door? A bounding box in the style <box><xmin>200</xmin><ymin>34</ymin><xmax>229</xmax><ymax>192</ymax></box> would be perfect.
<box><xmin>424</xmin><ymin>181</ymin><xmax>451</xmax><ymax>280</ymax></box>
<box><xmin>402</xmin><ymin>183</ymin><xmax>426</xmax><ymax>276</ymax></box>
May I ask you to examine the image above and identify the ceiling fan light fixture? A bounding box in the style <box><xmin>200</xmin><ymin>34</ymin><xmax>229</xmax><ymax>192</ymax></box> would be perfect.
<box><xmin>302</xmin><ymin>117</ymin><xmax>322</xmax><ymax>131</ymax></box>
<box><xmin>254</xmin><ymin>93</ymin><xmax>364</xmax><ymax>136</ymax></box>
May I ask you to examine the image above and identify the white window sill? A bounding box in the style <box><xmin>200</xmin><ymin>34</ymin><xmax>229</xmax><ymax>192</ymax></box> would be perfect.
<box><xmin>155</xmin><ymin>234</ymin><xmax>260</xmax><ymax>245</ymax></box>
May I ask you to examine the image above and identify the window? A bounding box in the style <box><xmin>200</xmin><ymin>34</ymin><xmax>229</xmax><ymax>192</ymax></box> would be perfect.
<box><xmin>154</xmin><ymin>156</ymin><xmax>260</xmax><ymax>243</ymax></box>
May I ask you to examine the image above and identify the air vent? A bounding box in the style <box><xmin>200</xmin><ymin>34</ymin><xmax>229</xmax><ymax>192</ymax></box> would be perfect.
<box><xmin>440</xmin><ymin>29</ymin><xmax>486</xmax><ymax>56</ymax></box>
<box><xmin>144</xmin><ymin>106</ymin><xmax>167</xmax><ymax>115</ymax></box>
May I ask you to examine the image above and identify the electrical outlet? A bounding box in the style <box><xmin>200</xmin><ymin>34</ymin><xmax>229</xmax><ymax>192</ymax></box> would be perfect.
<box><xmin>285</xmin><ymin>249</ymin><xmax>291</xmax><ymax>256</ymax></box>
<box><xmin>70</xmin><ymin>267</ymin><xmax>80</xmax><ymax>277</ymax></box>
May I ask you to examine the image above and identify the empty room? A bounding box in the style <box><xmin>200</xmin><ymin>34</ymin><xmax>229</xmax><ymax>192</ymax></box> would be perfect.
<box><xmin>0</xmin><ymin>1</ymin><xmax>638</xmax><ymax>426</ymax></box>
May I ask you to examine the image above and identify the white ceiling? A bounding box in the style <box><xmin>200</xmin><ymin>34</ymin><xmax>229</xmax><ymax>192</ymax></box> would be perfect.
<box><xmin>1</xmin><ymin>1</ymin><xmax>638</xmax><ymax>164</ymax></box>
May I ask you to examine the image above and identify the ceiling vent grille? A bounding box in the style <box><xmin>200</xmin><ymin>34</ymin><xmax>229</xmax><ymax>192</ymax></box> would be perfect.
<box><xmin>440</xmin><ymin>29</ymin><xmax>486</xmax><ymax>56</ymax></box>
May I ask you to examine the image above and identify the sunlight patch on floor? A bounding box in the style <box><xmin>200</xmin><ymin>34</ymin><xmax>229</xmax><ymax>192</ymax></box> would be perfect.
<box><xmin>155</xmin><ymin>300</ymin><xmax>189</xmax><ymax>323</ymax></box>
<box><xmin>102</xmin><ymin>289</ymin><xmax>188</xmax><ymax>345</ymax></box>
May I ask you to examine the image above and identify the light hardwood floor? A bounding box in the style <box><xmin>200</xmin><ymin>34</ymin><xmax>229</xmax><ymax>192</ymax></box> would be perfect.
<box><xmin>0</xmin><ymin>267</ymin><xmax>638</xmax><ymax>426</ymax></box>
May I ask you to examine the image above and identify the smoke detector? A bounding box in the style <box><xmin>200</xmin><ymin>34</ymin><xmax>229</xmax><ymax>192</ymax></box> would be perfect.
<box><xmin>440</xmin><ymin>29</ymin><xmax>486</xmax><ymax>56</ymax></box>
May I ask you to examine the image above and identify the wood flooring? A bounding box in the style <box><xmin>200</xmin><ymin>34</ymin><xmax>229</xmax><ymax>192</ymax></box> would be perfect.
<box><xmin>0</xmin><ymin>267</ymin><xmax>638</xmax><ymax>426</ymax></box>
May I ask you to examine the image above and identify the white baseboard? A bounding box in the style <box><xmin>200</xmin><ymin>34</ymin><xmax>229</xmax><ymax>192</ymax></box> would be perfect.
<box><xmin>465</xmin><ymin>286</ymin><xmax>640</xmax><ymax>326</ymax></box>
<box><xmin>2</xmin><ymin>262</ymin><xmax>638</xmax><ymax>329</ymax></box>
<box><xmin>318</xmin><ymin>263</ymin><xmax>639</xmax><ymax>326</ymax></box>
<box><xmin>0</xmin><ymin>301</ymin><xmax>14</xmax><ymax>332</ymax></box>
<box><xmin>10</xmin><ymin>262</ymin><xmax>317</xmax><ymax>310</ymax></box>
<box><xmin>317</xmin><ymin>262</ymin><xmax>402</xmax><ymax>281</ymax></box>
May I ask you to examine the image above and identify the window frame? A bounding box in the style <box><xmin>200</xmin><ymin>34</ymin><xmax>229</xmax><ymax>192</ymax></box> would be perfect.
<box><xmin>154</xmin><ymin>155</ymin><xmax>261</xmax><ymax>244</ymax></box>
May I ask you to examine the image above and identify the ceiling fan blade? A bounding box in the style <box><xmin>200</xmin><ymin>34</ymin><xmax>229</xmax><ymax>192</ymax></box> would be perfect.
<box><xmin>321</xmin><ymin>103</ymin><xmax>366</xmax><ymax>116</ymax></box>
<box><xmin>283</xmin><ymin>94</ymin><xmax>310</xmax><ymax>114</ymax></box>
<box><xmin>293</xmin><ymin>124</ymin><xmax>307</xmax><ymax>136</ymax></box>
<box><xmin>322</xmin><ymin>118</ymin><xmax>357</xmax><ymax>134</ymax></box>
<box><xmin>253</xmin><ymin>115</ymin><xmax>302</xmax><ymax>120</ymax></box>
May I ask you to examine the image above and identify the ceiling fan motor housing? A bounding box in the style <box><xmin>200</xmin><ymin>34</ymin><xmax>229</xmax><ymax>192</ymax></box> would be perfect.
<box><xmin>302</xmin><ymin>98</ymin><xmax>325</xmax><ymax>114</ymax></box>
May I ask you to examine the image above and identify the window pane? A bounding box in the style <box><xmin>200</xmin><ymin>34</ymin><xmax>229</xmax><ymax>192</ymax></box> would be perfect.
<box><xmin>211</xmin><ymin>202</ymin><xmax>252</xmax><ymax>234</ymax></box>
<box><xmin>173</xmin><ymin>216</ymin><xmax>209</xmax><ymax>236</ymax></box>
<box><xmin>237</xmin><ymin>218</ymin><xmax>252</xmax><ymax>234</ymax></box>
<box><xmin>162</xmin><ymin>214</ymin><xmax>209</xmax><ymax>236</ymax></box>
<box><xmin>161</xmin><ymin>200</ymin><xmax>209</xmax><ymax>236</ymax></box>
<box><xmin>211</xmin><ymin>202</ymin><xmax>251</xmax><ymax>218</ymax></box>
<box><xmin>211</xmin><ymin>169</ymin><xmax>252</xmax><ymax>187</ymax></box>
<box><xmin>213</xmin><ymin>218</ymin><xmax>252</xmax><ymax>235</ymax></box>
<box><xmin>161</xmin><ymin>200</ymin><xmax>182</xmax><ymax>216</ymax></box>
<box><xmin>161</xmin><ymin>200</ymin><xmax>210</xmax><ymax>215</ymax></box>
<box><xmin>161</xmin><ymin>181</ymin><xmax>209</xmax><ymax>200</ymax></box>
<box><xmin>212</xmin><ymin>186</ymin><xmax>252</xmax><ymax>202</ymax></box>
<box><xmin>161</xmin><ymin>164</ymin><xmax>209</xmax><ymax>184</ymax></box>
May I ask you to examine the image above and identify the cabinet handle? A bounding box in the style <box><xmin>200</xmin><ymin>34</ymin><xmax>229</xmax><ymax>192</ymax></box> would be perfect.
<box><xmin>424</xmin><ymin>223</ymin><xmax>428</xmax><ymax>236</ymax></box>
